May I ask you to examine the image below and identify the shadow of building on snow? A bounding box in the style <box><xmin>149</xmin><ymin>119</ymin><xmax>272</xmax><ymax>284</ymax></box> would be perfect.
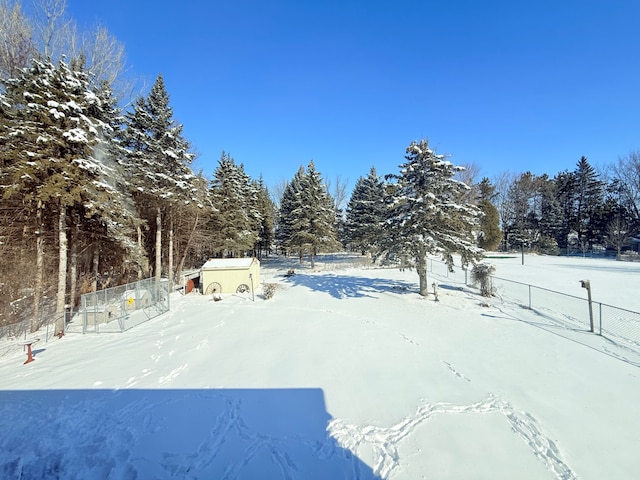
<box><xmin>0</xmin><ymin>388</ymin><xmax>381</xmax><ymax>479</ymax></box>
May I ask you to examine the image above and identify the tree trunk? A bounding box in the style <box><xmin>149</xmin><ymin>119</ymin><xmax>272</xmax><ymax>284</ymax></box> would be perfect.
<box><xmin>92</xmin><ymin>247</ymin><xmax>99</xmax><ymax>292</ymax></box>
<box><xmin>32</xmin><ymin>200</ymin><xmax>44</xmax><ymax>333</ymax></box>
<box><xmin>137</xmin><ymin>225</ymin><xmax>143</xmax><ymax>279</ymax></box>
<box><xmin>176</xmin><ymin>211</ymin><xmax>199</xmax><ymax>281</ymax></box>
<box><xmin>155</xmin><ymin>207</ymin><xmax>162</xmax><ymax>284</ymax></box>
<box><xmin>168</xmin><ymin>213</ymin><xmax>174</xmax><ymax>289</ymax></box>
<box><xmin>69</xmin><ymin>225</ymin><xmax>78</xmax><ymax>313</ymax></box>
<box><xmin>416</xmin><ymin>252</ymin><xmax>428</xmax><ymax>297</ymax></box>
<box><xmin>55</xmin><ymin>205</ymin><xmax>68</xmax><ymax>335</ymax></box>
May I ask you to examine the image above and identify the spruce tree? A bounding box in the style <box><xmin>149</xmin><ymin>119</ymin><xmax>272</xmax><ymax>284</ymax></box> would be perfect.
<box><xmin>276</xmin><ymin>166</ymin><xmax>306</xmax><ymax>257</ymax></box>
<box><xmin>277</xmin><ymin>162</ymin><xmax>338</xmax><ymax>266</ymax></box>
<box><xmin>573</xmin><ymin>156</ymin><xmax>605</xmax><ymax>249</ymax></box>
<box><xmin>344</xmin><ymin>167</ymin><xmax>386</xmax><ymax>255</ymax></box>
<box><xmin>0</xmin><ymin>58</ymin><xmax>138</xmax><ymax>333</ymax></box>
<box><xmin>254</xmin><ymin>177</ymin><xmax>276</xmax><ymax>258</ymax></box>
<box><xmin>475</xmin><ymin>177</ymin><xmax>503</xmax><ymax>251</ymax></box>
<box><xmin>209</xmin><ymin>152</ymin><xmax>259</xmax><ymax>256</ymax></box>
<box><xmin>289</xmin><ymin>161</ymin><xmax>337</xmax><ymax>268</ymax></box>
<box><xmin>121</xmin><ymin>74</ymin><xmax>196</xmax><ymax>282</ymax></box>
<box><xmin>383</xmin><ymin>140</ymin><xmax>483</xmax><ymax>296</ymax></box>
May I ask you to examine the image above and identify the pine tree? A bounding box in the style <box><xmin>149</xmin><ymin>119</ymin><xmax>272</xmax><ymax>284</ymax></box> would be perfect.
<box><xmin>276</xmin><ymin>166</ymin><xmax>306</xmax><ymax>256</ymax></box>
<box><xmin>254</xmin><ymin>177</ymin><xmax>276</xmax><ymax>258</ymax></box>
<box><xmin>537</xmin><ymin>175</ymin><xmax>563</xmax><ymax>254</ymax></box>
<box><xmin>121</xmin><ymin>74</ymin><xmax>196</xmax><ymax>283</ymax></box>
<box><xmin>573</xmin><ymin>156</ymin><xmax>605</xmax><ymax>249</ymax></box>
<box><xmin>344</xmin><ymin>167</ymin><xmax>386</xmax><ymax>255</ymax></box>
<box><xmin>383</xmin><ymin>140</ymin><xmax>483</xmax><ymax>296</ymax></box>
<box><xmin>475</xmin><ymin>178</ymin><xmax>502</xmax><ymax>251</ymax></box>
<box><xmin>277</xmin><ymin>162</ymin><xmax>338</xmax><ymax>267</ymax></box>
<box><xmin>209</xmin><ymin>152</ymin><xmax>259</xmax><ymax>256</ymax></box>
<box><xmin>290</xmin><ymin>161</ymin><xmax>338</xmax><ymax>267</ymax></box>
<box><xmin>0</xmin><ymin>58</ymin><xmax>138</xmax><ymax>333</ymax></box>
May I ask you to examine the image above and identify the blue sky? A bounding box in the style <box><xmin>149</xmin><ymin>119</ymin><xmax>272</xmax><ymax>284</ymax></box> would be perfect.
<box><xmin>66</xmin><ymin>0</ymin><xmax>640</xmax><ymax>194</ymax></box>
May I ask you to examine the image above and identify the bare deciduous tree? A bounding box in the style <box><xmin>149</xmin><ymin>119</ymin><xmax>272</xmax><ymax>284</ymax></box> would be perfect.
<box><xmin>604</xmin><ymin>215</ymin><xmax>631</xmax><ymax>258</ymax></box>
<box><xmin>0</xmin><ymin>0</ymin><xmax>35</xmax><ymax>79</ymax></box>
<box><xmin>454</xmin><ymin>161</ymin><xmax>482</xmax><ymax>203</ymax></box>
<box><xmin>31</xmin><ymin>0</ymin><xmax>71</xmax><ymax>59</ymax></box>
<box><xmin>614</xmin><ymin>150</ymin><xmax>640</xmax><ymax>226</ymax></box>
<box><xmin>324</xmin><ymin>174</ymin><xmax>349</xmax><ymax>213</ymax></box>
<box><xmin>492</xmin><ymin>170</ymin><xmax>518</xmax><ymax>243</ymax></box>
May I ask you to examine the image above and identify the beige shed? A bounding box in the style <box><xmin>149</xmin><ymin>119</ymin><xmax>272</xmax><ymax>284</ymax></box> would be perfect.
<box><xmin>200</xmin><ymin>258</ymin><xmax>260</xmax><ymax>294</ymax></box>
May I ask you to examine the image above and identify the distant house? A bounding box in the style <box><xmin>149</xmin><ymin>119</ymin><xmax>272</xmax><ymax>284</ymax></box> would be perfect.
<box><xmin>200</xmin><ymin>258</ymin><xmax>260</xmax><ymax>294</ymax></box>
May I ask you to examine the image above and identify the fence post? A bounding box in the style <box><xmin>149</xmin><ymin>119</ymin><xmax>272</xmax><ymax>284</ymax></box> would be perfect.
<box><xmin>598</xmin><ymin>303</ymin><xmax>602</xmax><ymax>335</ymax></box>
<box><xmin>580</xmin><ymin>280</ymin><xmax>595</xmax><ymax>333</ymax></box>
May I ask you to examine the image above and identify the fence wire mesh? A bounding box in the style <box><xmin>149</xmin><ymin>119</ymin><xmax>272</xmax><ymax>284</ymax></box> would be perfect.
<box><xmin>71</xmin><ymin>278</ymin><xmax>170</xmax><ymax>334</ymax></box>
<box><xmin>427</xmin><ymin>257</ymin><xmax>640</xmax><ymax>351</ymax></box>
<box><xmin>599</xmin><ymin>304</ymin><xmax>640</xmax><ymax>350</ymax></box>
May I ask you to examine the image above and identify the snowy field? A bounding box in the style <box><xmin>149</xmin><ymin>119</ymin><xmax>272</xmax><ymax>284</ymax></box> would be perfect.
<box><xmin>1</xmin><ymin>253</ymin><xmax>640</xmax><ymax>479</ymax></box>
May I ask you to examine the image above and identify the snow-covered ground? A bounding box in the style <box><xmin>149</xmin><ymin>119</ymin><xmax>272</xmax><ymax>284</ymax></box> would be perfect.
<box><xmin>1</xmin><ymin>253</ymin><xmax>639</xmax><ymax>479</ymax></box>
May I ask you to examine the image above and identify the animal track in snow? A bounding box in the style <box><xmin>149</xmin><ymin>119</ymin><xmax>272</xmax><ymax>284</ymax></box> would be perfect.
<box><xmin>158</xmin><ymin>363</ymin><xmax>188</xmax><ymax>385</ymax></box>
<box><xmin>443</xmin><ymin>361</ymin><xmax>471</xmax><ymax>382</ymax></box>
<box><xmin>328</xmin><ymin>394</ymin><xmax>577</xmax><ymax>480</ymax></box>
<box><xmin>400</xmin><ymin>334</ymin><xmax>418</xmax><ymax>346</ymax></box>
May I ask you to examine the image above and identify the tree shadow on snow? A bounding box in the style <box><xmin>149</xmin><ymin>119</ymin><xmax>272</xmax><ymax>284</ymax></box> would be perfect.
<box><xmin>0</xmin><ymin>388</ymin><xmax>382</xmax><ymax>480</ymax></box>
<box><xmin>285</xmin><ymin>272</ymin><xmax>417</xmax><ymax>299</ymax></box>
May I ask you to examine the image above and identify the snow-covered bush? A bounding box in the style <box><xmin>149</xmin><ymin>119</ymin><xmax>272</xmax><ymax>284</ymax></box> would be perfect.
<box><xmin>263</xmin><ymin>283</ymin><xmax>279</xmax><ymax>300</ymax></box>
<box><xmin>471</xmin><ymin>263</ymin><xmax>496</xmax><ymax>297</ymax></box>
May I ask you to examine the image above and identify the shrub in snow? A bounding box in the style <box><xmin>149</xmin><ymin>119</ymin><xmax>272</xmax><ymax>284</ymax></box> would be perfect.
<box><xmin>472</xmin><ymin>263</ymin><xmax>496</xmax><ymax>297</ymax></box>
<box><xmin>263</xmin><ymin>283</ymin><xmax>279</xmax><ymax>300</ymax></box>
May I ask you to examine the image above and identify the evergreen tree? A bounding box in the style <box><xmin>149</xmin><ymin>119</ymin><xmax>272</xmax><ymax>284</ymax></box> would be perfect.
<box><xmin>476</xmin><ymin>178</ymin><xmax>502</xmax><ymax>251</ymax></box>
<box><xmin>537</xmin><ymin>175</ymin><xmax>562</xmax><ymax>254</ymax></box>
<box><xmin>383</xmin><ymin>140</ymin><xmax>483</xmax><ymax>296</ymax></box>
<box><xmin>0</xmin><ymin>58</ymin><xmax>138</xmax><ymax>333</ymax></box>
<box><xmin>276</xmin><ymin>166</ymin><xmax>306</xmax><ymax>256</ymax></box>
<box><xmin>209</xmin><ymin>152</ymin><xmax>259</xmax><ymax>256</ymax></box>
<box><xmin>121</xmin><ymin>74</ymin><xmax>196</xmax><ymax>282</ymax></box>
<box><xmin>573</xmin><ymin>156</ymin><xmax>605</xmax><ymax>249</ymax></box>
<box><xmin>254</xmin><ymin>177</ymin><xmax>276</xmax><ymax>258</ymax></box>
<box><xmin>289</xmin><ymin>161</ymin><xmax>338</xmax><ymax>267</ymax></box>
<box><xmin>344</xmin><ymin>167</ymin><xmax>386</xmax><ymax>255</ymax></box>
<box><xmin>277</xmin><ymin>162</ymin><xmax>338</xmax><ymax>266</ymax></box>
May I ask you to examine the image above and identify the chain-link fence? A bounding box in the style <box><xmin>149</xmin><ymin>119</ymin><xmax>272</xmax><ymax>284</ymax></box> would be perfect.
<box><xmin>427</xmin><ymin>257</ymin><xmax>640</xmax><ymax>350</ymax></box>
<box><xmin>599</xmin><ymin>303</ymin><xmax>640</xmax><ymax>350</ymax></box>
<box><xmin>0</xmin><ymin>309</ymin><xmax>73</xmax><ymax>360</ymax></box>
<box><xmin>427</xmin><ymin>258</ymin><xmax>468</xmax><ymax>286</ymax></box>
<box><xmin>70</xmin><ymin>278</ymin><xmax>170</xmax><ymax>334</ymax></box>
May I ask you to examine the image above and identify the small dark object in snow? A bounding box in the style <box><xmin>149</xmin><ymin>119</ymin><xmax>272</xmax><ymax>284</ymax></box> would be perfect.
<box><xmin>479</xmin><ymin>302</ymin><xmax>491</xmax><ymax>308</ymax></box>
<box><xmin>284</xmin><ymin>269</ymin><xmax>296</xmax><ymax>277</ymax></box>
<box><xmin>212</xmin><ymin>293</ymin><xmax>223</xmax><ymax>302</ymax></box>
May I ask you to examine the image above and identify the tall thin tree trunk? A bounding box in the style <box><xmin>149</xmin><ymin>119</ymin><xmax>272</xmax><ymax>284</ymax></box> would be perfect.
<box><xmin>176</xmin><ymin>211</ymin><xmax>199</xmax><ymax>283</ymax></box>
<box><xmin>55</xmin><ymin>205</ymin><xmax>68</xmax><ymax>335</ymax></box>
<box><xmin>137</xmin><ymin>225</ymin><xmax>143</xmax><ymax>279</ymax></box>
<box><xmin>92</xmin><ymin>247</ymin><xmax>99</xmax><ymax>292</ymax></box>
<box><xmin>155</xmin><ymin>207</ymin><xmax>162</xmax><ymax>284</ymax></box>
<box><xmin>69</xmin><ymin>224</ymin><xmax>78</xmax><ymax>313</ymax></box>
<box><xmin>416</xmin><ymin>248</ymin><xmax>428</xmax><ymax>297</ymax></box>
<box><xmin>168</xmin><ymin>212</ymin><xmax>174</xmax><ymax>289</ymax></box>
<box><xmin>32</xmin><ymin>200</ymin><xmax>44</xmax><ymax>333</ymax></box>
